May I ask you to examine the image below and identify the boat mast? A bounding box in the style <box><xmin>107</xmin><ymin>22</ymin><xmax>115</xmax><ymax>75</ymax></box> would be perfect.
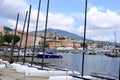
<box><xmin>114</xmin><ymin>31</ymin><xmax>116</xmax><ymax>47</ymax></box>
<box><xmin>10</xmin><ymin>13</ymin><xmax>19</xmax><ymax>63</ymax></box>
<box><xmin>118</xmin><ymin>60</ymin><xmax>120</xmax><ymax>80</ymax></box>
<box><xmin>23</xmin><ymin>5</ymin><xmax>32</xmax><ymax>64</ymax></box>
<box><xmin>31</xmin><ymin>0</ymin><xmax>41</xmax><ymax>66</ymax></box>
<box><xmin>81</xmin><ymin>0</ymin><xmax>87</xmax><ymax>78</ymax></box>
<box><xmin>41</xmin><ymin>0</ymin><xmax>50</xmax><ymax>69</ymax></box>
<box><xmin>16</xmin><ymin>11</ymin><xmax>28</xmax><ymax>62</ymax></box>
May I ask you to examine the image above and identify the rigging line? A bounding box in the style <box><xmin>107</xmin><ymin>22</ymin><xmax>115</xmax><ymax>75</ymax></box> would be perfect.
<box><xmin>41</xmin><ymin>0</ymin><xmax>50</xmax><ymax>69</ymax></box>
<box><xmin>81</xmin><ymin>0</ymin><xmax>87</xmax><ymax>78</ymax></box>
<box><xmin>17</xmin><ymin>11</ymin><xmax>28</xmax><ymax>62</ymax></box>
<box><xmin>31</xmin><ymin>0</ymin><xmax>41</xmax><ymax>66</ymax></box>
<box><xmin>10</xmin><ymin>13</ymin><xmax>19</xmax><ymax>63</ymax></box>
<box><xmin>23</xmin><ymin>5</ymin><xmax>32</xmax><ymax>64</ymax></box>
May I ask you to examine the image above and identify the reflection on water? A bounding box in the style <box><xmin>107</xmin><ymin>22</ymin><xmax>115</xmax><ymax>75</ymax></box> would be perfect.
<box><xmin>31</xmin><ymin>53</ymin><xmax>120</xmax><ymax>78</ymax></box>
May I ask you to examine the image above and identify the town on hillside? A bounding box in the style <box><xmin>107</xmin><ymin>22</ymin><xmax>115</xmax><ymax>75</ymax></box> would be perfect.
<box><xmin>0</xmin><ymin>25</ymin><xmax>120</xmax><ymax>56</ymax></box>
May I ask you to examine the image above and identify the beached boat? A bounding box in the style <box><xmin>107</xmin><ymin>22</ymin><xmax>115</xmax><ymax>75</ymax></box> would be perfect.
<box><xmin>0</xmin><ymin>61</ymin><xmax>6</xmax><ymax>71</ymax></box>
<box><xmin>26</xmin><ymin>70</ymin><xmax>69</xmax><ymax>77</ymax></box>
<box><xmin>0</xmin><ymin>59</ymin><xmax>11</xmax><ymax>71</ymax></box>
<box><xmin>10</xmin><ymin>63</ymin><xmax>80</xmax><ymax>78</ymax></box>
<box><xmin>49</xmin><ymin>76</ymin><xmax>74</xmax><ymax>80</ymax></box>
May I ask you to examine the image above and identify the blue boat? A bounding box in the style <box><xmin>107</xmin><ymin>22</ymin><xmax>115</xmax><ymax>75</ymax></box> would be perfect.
<box><xmin>35</xmin><ymin>48</ymin><xmax>63</xmax><ymax>59</ymax></box>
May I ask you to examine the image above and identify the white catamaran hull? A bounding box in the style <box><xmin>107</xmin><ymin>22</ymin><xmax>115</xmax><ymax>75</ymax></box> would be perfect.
<box><xmin>26</xmin><ymin>70</ymin><xmax>70</xmax><ymax>77</ymax></box>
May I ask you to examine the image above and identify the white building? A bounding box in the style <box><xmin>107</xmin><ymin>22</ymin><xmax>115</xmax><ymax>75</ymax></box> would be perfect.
<box><xmin>0</xmin><ymin>25</ymin><xmax>4</xmax><ymax>34</ymax></box>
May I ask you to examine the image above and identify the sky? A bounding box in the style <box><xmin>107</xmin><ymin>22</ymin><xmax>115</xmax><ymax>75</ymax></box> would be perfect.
<box><xmin>0</xmin><ymin>0</ymin><xmax>120</xmax><ymax>43</ymax></box>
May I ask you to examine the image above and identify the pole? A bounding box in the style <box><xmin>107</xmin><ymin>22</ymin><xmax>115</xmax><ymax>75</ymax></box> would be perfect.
<box><xmin>10</xmin><ymin>13</ymin><xmax>19</xmax><ymax>63</ymax></box>
<box><xmin>41</xmin><ymin>0</ymin><xmax>50</xmax><ymax>69</ymax></box>
<box><xmin>114</xmin><ymin>31</ymin><xmax>116</xmax><ymax>47</ymax></box>
<box><xmin>17</xmin><ymin>11</ymin><xmax>28</xmax><ymax>62</ymax></box>
<box><xmin>118</xmin><ymin>61</ymin><xmax>120</xmax><ymax>80</ymax></box>
<box><xmin>23</xmin><ymin>5</ymin><xmax>32</xmax><ymax>64</ymax></box>
<box><xmin>81</xmin><ymin>0</ymin><xmax>87</xmax><ymax>78</ymax></box>
<box><xmin>31</xmin><ymin>0</ymin><xmax>41</xmax><ymax>66</ymax></box>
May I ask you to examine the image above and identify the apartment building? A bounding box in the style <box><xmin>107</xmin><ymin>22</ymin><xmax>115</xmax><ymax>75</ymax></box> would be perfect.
<box><xmin>0</xmin><ymin>25</ymin><xmax>4</xmax><ymax>34</ymax></box>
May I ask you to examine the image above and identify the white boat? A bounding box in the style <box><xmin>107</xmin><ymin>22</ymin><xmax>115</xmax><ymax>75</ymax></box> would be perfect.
<box><xmin>13</xmin><ymin>49</ymin><xmax>33</xmax><ymax>56</ymax></box>
<box><xmin>25</xmin><ymin>69</ymin><xmax>80</xmax><ymax>78</ymax></box>
<box><xmin>49</xmin><ymin>76</ymin><xmax>74</xmax><ymax>80</ymax></box>
<box><xmin>10</xmin><ymin>63</ymin><xmax>80</xmax><ymax>77</ymax></box>
<box><xmin>105</xmin><ymin>47</ymin><xmax>120</xmax><ymax>57</ymax></box>
<box><xmin>0</xmin><ymin>59</ymin><xmax>6</xmax><ymax>71</ymax></box>
<box><xmin>0</xmin><ymin>63</ymin><xmax>6</xmax><ymax>71</ymax></box>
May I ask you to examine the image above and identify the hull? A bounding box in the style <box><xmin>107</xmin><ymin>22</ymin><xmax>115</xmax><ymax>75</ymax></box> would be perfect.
<box><xmin>49</xmin><ymin>76</ymin><xmax>74</xmax><ymax>80</ymax></box>
<box><xmin>26</xmin><ymin>70</ymin><xmax>69</xmax><ymax>77</ymax></box>
<box><xmin>37</xmin><ymin>54</ymin><xmax>63</xmax><ymax>58</ymax></box>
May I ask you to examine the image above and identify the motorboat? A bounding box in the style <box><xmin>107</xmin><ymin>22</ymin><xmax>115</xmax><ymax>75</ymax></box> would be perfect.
<box><xmin>105</xmin><ymin>47</ymin><xmax>120</xmax><ymax>57</ymax></box>
<box><xmin>36</xmin><ymin>48</ymin><xmax>63</xmax><ymax>58</ymax></box>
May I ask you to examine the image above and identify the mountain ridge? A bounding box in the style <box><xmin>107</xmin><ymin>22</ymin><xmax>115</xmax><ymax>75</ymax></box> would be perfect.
<box><xmin>35</xmin><ymin>28</ymin><xmax>93</xmax><ymax>41</ymax></box>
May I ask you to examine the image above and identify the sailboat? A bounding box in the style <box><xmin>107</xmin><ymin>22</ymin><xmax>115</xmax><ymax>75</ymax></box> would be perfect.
<box><xmin>53</xmin><ymin>0</ymin><xmax>118</xmax><ymax>79</ymax></box>
<box><xmin>9</xmin><ymin>0</ymin><xmax>79</xmax><ymax>78</ymax></box>
<box><xmin>3</xmin><ymin>0</ymin><xmax>117</xmax><ymax>79</ymax></box>
<box><xmin>105</xmin><ymin>32</ymin><xmax>120</xmax><ymax>57</ymax></box>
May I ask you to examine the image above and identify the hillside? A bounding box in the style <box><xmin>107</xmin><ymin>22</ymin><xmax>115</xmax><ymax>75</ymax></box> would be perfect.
<box><xmin>2</xmin><ymin>26</ymin><xmax>93</xmax><ymax>41</ymax></box>
<box><xmin>32</xmin><ymin>28</ymin><xmax>93</xmax><ymax>41</ymax></box>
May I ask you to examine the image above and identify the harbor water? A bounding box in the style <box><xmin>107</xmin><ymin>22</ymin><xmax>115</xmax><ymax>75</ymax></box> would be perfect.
<box><xmin>29</xmin><ymin>53</ymin><xmax>120</xmax><ymax>78</ymax></box>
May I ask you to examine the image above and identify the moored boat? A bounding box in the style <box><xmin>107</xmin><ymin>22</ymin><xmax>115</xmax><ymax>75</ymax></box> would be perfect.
<box><xmin>105</xmin><ymin>47</ymin><xmax>120</xmax><ymax>57</ymax></box>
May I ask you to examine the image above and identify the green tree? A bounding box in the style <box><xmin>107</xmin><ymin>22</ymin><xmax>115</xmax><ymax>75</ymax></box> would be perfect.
<box><xmin>3</xmin><ymin>34</ymin><xmax>20</xmax><ymax>45</ymax></box>
<box><xmin>13</xmin><ymin>35</ymin><xmax>20</xmax><ymax>44</ymax></box>
<box><xmin>3</xmin><ymin>34</ymin><xmax>13</xmax><ymax>45</ymax></box>
<box><xmin>41</xmin><ymin>42</ymin><xmax>49</xmax><ymax>48</ymax></box>
<box><xmin>81</xmin><ymin>43</ymin><xmax>88</xmax><ymax>48</ymax></box>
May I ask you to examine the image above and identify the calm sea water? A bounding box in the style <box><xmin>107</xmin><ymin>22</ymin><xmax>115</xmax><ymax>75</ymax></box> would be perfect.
<box><xmin>32</xmin><ymin>53</ymin><xmax>120</xmax><ymax>78</ymax></box>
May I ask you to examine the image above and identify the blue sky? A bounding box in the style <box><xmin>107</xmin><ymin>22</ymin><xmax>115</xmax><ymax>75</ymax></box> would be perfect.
<box><xmin>0</xmin><ymin>0</ymin><xmax>120</xmax><ymax>42</ymax></box>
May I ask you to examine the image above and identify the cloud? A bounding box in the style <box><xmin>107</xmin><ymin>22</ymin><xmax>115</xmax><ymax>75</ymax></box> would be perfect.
<box><xmin>0</xmin><ymin>0</ymin><xmax>75</xmax><ymax>33</ymax></box>
<box><xmin>92</xmin><ymin>36</ymin><xmax>114</xmax><ymax>42</ymax></box>
<box><xmin>0</xmin><ymin>0</ymin><xmax>29</xmax><ymax>20</ymax></box>
<box><xmin>77</xmin><ymin>7</ymin><xmax>120</xmax><ymax>42</ymax></box>
<box><xmin>87</xmin><ymin>7</ymin><xmax>120</xmax><ymax>29</ymax></box>
<box><xmin>1</xmin><ymin>0</ymin><xmax>120</xmax><ymax>42</ymax></box>
<box><xmin>48</xmin><ymin>13</ymin><xmax>74</xmax><ymax>31</ymax></box>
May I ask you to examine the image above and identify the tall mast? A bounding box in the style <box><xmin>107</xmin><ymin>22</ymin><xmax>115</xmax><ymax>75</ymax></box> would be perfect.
<box><xmin>10</xmin><ymin>13</ymin><xmax>19</xmax><ymax>63</ymax></box>
<box><xmin>17</xmin><ymin>11</ymin><xmax>28</xmax><ymax>62</ymax></box>
<box><xmin>31</xmin><ymin>0</ymin><xmax>41</xmax><ymax>66</ymax></box>
<box><xmin>23</xmin><ymin>5</ymin><xmax>32</xmax><ymax>64</ymax></box>
<box><xmin>114</xmin><ymin>31</ymin><xmax>116</xmax><ymax>47</ymax></box>
<box><xmin>41</xmin><ymin>0</ymin><xmax>50</xmax><ymax>69</ymax></box>
<box><xmin>118</xmin><ymin>60</ymin><xmax>120</xmax><ymax>80</ymax></box>
<box><xmin>81</xmin><ymin>0</ymin><xmax>87</xmax><ymax>78</ymax></box>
